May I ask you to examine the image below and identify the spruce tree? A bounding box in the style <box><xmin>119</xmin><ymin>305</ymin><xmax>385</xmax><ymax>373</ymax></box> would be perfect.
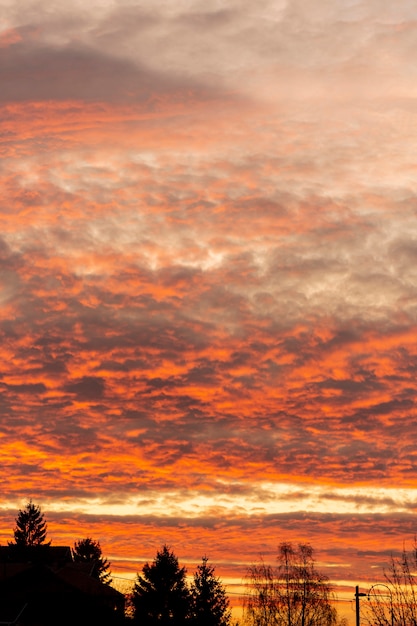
<box><xmin>72</xmin><ymin>537</ymin><xmax>112</xmax><ymax>584</ymax></box>
<box><xmin>132</xmin><ymin>544</ymin><xmax>190</xmax><ymax>625</ymax></box>
<box><xmin>10</xmin><ymin>500</ymin><xmax>50</xmax><ymax>547</ymax></box>
<box><xmin>190</xmin><ymin>556</ymin><xmax>231</xmax><ymax>626</ymax></box>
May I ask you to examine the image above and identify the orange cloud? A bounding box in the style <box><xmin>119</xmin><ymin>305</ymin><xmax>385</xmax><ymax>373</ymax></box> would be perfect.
<box><xmin>2</xmin><ymin>6</ymin><xmax>417</xmax><ymax>623</ymax></box>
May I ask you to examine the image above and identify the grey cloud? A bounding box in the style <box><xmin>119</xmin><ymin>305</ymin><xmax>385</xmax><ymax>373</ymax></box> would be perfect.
<box><xmin>388</xmin><ymin>237</ymin><xmax>417</xmax><ymax>273</ymax></box>
<box><xmin>174</xmin><ymin>7</ymin><xmax>237</xmax><ymax>29</ymax></box>
<box><xmin>2</xmin><ymin>382</ymin><xmax>47</xmax><ymax>394</ymax></box>
<box><xmin>315</xmin><ymin>378</ymin><xmax>382</xmax><ymax>393</ymax></box>
<box><xmin>0</xmin><ymin>39</ymin><xmax>207</xmax><ymax>103</ymax></box>
<box><xmin>317</xmin><ymin>491</ymin><xmax>399</xmax><ymax>509</ymax></box>
<box><xmin>2</xmin><ymin>0</ymin><xmax>416</xmax><ymax>107</ymax></box>
<box><xmin>63</xmin><ymin>376</ymin><xmax>106</xmax><ymax>400</ymax></box>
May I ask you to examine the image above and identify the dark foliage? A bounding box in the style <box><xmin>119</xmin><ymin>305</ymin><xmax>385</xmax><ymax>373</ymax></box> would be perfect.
<box><xmin>72</xmin><ymin>537</ymin><xmax>112</xmax><ymax>584</ymax></box>
<box><xmin>244</xmin><ymin>542</ymin><xmax>337</xmax><ymax>626</ymax></box>
<box><xmin>132</xmin><ymin>544</ymin><xmax>190</xmax><ymax>626</ymax></box>
<box><xmin>190</xmin><ymin>556</ymin><xmax>231</xmax><ymax>626</ymax></box>
<box><xmin>362</xmin><ymin>539</ymin><xmax>417</xmax><ymax>626</ymax></box>
<box><xmin>9</xmin><ymin>500</ymin><xmax>50</xmax><ymax>548</ymax></box>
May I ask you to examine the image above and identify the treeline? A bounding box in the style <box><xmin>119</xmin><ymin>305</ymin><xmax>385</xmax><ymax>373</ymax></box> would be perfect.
<box><xmin>3</xmin><ymin>501</ymin><xmax>232</xmax><ymax>625</ymax></box>
<box><xmin>130</xmin><ymin>544</ymin><xmax>231</xmax><ymax>626</ymax></box>
<box><xmin>5</xmin><ymin>501</ymin><xmax>417</xmax><ymax>626</ymax></box>
<box><xmin>5</xmin><ymin>500</ymin><xmax>111</xmax><ymax>584</ymax></box>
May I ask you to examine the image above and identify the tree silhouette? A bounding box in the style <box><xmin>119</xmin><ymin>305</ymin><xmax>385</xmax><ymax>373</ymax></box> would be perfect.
<box><xmin>132</xmin><ymin>544</ymin><xmax>190</xmax><ymax>625</ymax></box>
<box><xmin>244</xmin><ymin>542</ymin><xmax>337</xmax><ymax>626</ymax></box>
<box><xmin>9</xmin><ymin>500</ymin><xmax>50</xmax><ymax>547</ymax></box>
<box><xmin>362</xmin><ymin>539</ymin><xmax>417</xmax><ymax>626</ymax></box>
<box><xmin>190</xmin><ymin>556</ymin><xmax>231</xmax><ymax>626</ymax></box>
<box><xmin>72</xmin><ymin>537</ymin><xmax>112</xmax><ymax>584</ymax></box>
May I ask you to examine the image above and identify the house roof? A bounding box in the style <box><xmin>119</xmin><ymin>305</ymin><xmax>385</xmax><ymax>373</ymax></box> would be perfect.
<box><xmin>0</xmin><ymin>560</ymin><xmax>125</xmax><ymax>625</ymax></box>
<box><xmin>0</xmin><ymin>545</ymin><xmax>72</xmax><ymax>568</ymax></box>
<box><xmin>57</xmin><ymin>563</ymin><xmax>123</xmax><ymax>600</ymax></box>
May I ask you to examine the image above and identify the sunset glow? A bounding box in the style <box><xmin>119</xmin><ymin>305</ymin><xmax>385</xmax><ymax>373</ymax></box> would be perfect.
<box><xmin>1</xmin><ymin>1</ymin><xmax>417</xmax><ymax>621</ymax></box>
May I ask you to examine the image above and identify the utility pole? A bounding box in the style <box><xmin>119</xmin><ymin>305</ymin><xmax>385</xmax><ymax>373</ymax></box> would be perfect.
<box><xmin>355</xmin><ymin>585</ymin><xmax>367</xmax><ymax>626</ymax></box>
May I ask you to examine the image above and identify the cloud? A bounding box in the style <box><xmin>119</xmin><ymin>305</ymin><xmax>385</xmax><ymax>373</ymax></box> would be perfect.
<box><xmin>0</xmin><ymin>37</ymin><xmax>212</xmax><ymax>104</ymax></box>
<box><xmin>2</xmin><ymin>504</ymin><xmax>416</xmax><ymax>586</ymax></box>
<box><xmin>1</xmin><ymin>0</ymin><xmax>417</xmax><ymax>598</ymax></box>
<box><xmin>63</xmin><ymin>376</ymin><xmax>106</xmax><ymax>401</ymax></box>
<box><xmin>3</xmin><ymin>0</ymin><xmax>417</xmax><ymax>108</ymax></box>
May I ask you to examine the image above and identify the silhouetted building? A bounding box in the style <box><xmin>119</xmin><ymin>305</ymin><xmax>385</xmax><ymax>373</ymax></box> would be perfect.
<box><xmin>0</xmin><ymin>546</ymin><xmax>124</xmax><ymax>625</ymax></box>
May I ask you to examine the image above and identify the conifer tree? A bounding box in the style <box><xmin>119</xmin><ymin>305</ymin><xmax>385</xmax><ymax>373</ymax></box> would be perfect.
<box><xmin>132</xmin><ymin>544</ymin><xmax>190</xmax><ymax>625</ymax></box>
<box><xmin>190</xmin><ymin>556</ymin><xmax>231</xmax><ymax>626</ymax></box>
<box><xmin>10</xmin><ymin>500</ymin><xmax>50</xmax><ymax>547</ymax></box>
<box><xmin>72</xmin><ymin>537</ymin><xmax>112</xmax><ymax>584</ymax></box>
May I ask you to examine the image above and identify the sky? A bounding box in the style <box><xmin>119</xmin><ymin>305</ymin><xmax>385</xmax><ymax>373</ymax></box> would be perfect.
<box><xmin>1</xmin><ymin>0</ymin><xmax>417</xmax><ymax>617</ymax></box>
